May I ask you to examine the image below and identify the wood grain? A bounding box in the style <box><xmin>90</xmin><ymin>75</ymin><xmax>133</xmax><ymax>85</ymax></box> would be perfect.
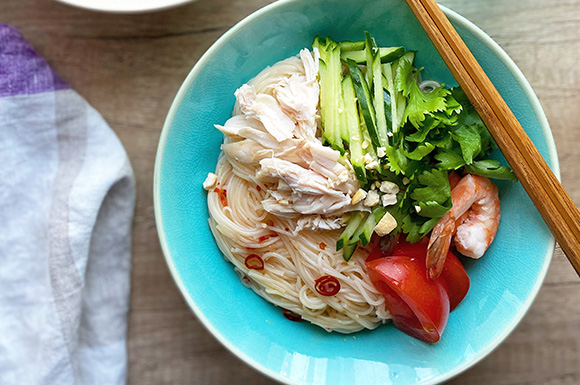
<box><xmin>2</xmin><ymin>0</ymin><xmax>579</xmax><ymax>384</ymax></box>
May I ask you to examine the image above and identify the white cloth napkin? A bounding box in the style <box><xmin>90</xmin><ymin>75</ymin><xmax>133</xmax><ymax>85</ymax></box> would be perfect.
<box><xmin>0</xmin><ymin>24</ymin><xmax>135</xmax><ymax>385</ymax></box>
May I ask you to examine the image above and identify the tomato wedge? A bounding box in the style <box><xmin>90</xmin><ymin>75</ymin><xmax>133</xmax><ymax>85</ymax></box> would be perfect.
<box><xmin>365</xmin><ymin>239</ymin><xmax>470</xmax><ymax>343</ymax></box>
<box><xmin>439</xmin><ymin>250</ymin><xmax>470</xmax><ymax>310</ymax></box>
<box><xmin>390</xmin><ymin>239</ymin><xmax>469</xmax><ymax>310</ymax></box>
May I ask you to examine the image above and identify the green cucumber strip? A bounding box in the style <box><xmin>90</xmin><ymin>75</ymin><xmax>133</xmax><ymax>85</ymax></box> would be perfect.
<box><xmin>342</xmin><ymin>75</ymin><xmax>367</xmax><ymax>184</ymax></box>
<box><xmin>339</xmin><ymin>90</ymin><xmax>349</xmax><ymax>144</ymax></box>
<box><xmin>313</xmin><ymin>36</ymin><xmax>329</xmax><ymax>62</ymax></box>
<box><xmin>381</xmin><ymin>62</ymin><xmax>399</xmax><ymax>133</ymax></box>
<box><xmin>348</xmin><ymin>211</ymin><xmax>372</xmax><ymax>246</ymax></box>
<box><xmin>342</xmin><ymin>243</ymin><xmax>358</xmax><ymax>262</ymax></box>
<box><xmin>379</xmin><ymin>47</ymin><xmax>406</xmax><ymax>63</ymax></box>
<box><xmin>337</xmin><ymin>211</ymin><xmax>366</xmax><ymax>251</ymax></box>
<box><xmin>328</xmin><ymin>43</ymin><xmax>346</xmax><ymax>152</ymax></box>
<box><xmin>358</xmin><ymin>206</ymin><xmax>387</xmax><ymax>247</ymax></box>
<box><xmin>372</xmin><ymin>55</ymin><xmax>390</xmax><ymax>148</ymax></box>
<box><xmin>318</xmin><ymin>59</ymin><xmax>330</xmax><ymax>142</ymax></box>
<box><xmin>347</xmin><ymin>60</ymin><xmax>380</xmax><ymax>149</ymax></box>
<box><xmin>318</xmin><ymin>42</ymin><xmax>345</xmax><ymax>152</ymax></box>
<box><xmin>359</xmin><ymin>107</ymin><xmax>382</xmax><ymax>175</ymax></box>
<box><xmin>364</xmin><ymin>32</ymin><xmax>377</xmax><ymax>85</ymax></box>
<box><xmin>340</xmin><ymin>50</ymin><xmax>367</xmax><ymax>64</ymax></box>
<box><xmin>340</xmin><ymin>47</ymin><xmax>405</xmax><ymax>64</ymax></box>
<box><xmin>339</xmin><ymin>40</ymin><xmax>365</xmax><ymax>52</ymax></box>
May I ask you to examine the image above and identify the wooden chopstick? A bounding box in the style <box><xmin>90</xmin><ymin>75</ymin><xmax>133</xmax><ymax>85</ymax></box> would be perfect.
<box><xmin>405</xmin><ymin>0</ymin><xmax>580</xmax><ymax>276</ymax></box>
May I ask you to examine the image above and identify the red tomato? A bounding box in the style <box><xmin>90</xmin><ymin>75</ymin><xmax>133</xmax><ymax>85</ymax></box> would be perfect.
<box><xmin>364</xmin><ymin>234</ymin><xmax>383</xmax><ymax>262</ymax></box>
<box><xmin>391</xmin><ymin>238</ymin><xmax>429</xmax><ymax>258</ymax></box>
<box><xmin>367</xmin><ymin>255</ymin><xmax>450</xmax><ymax>343</ymax></box>
<box><xmin>366</xmin><ymin>239</ymin><xmax>470</xmax><ymax>343</ymax></box>
<box><xmin>439</xmin><ymin>251</ymin><xmax>470</xmax><ymax>310</ymax></box>
<box><xmin>391</xmin><ymin>239</ymin><xmax>470</xmax><ymax>310</ymax></box>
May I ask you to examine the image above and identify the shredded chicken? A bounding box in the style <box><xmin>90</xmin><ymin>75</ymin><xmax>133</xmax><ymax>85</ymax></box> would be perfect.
<box><xmin>219</xmin><ymin>48</ymin><xmax>360</xmax><ymax>222</ymax></box>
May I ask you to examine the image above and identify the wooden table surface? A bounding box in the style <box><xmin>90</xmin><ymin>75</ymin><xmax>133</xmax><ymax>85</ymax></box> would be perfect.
<box><xmin>3</xmin><ymin>0</ymin><xmax>580</xmax><ymax>383</ymax></box>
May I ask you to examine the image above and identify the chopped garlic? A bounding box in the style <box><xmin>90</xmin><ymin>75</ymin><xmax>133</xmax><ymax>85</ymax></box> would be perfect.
<box><xmin>364</xmin><ymin>190</ymin><xmax>380</xmax><ymax>207</ymax></box>
<box><xmin>351</xmin><ymin>134</ymin><xmax>360</xmax><ymax>141</ymax></box>
<box><xmin>374</xmin><ymin>212</ymin><xmax>397</xmax><ymax>236</ymax></box>
<box><xmin>279</xmin><ymin>199</ymin><xmax>289</xmax><ymax>205</ymax></box>
<box><xmin>362</xmin><ymin>140</ymin><xmax>370</xmax><ymax>149</ymax></box>
<box><xmin>365</xmin><ymin>161</ymin><xmax>379</xmax><ymax>170</ymax></box>
<box><xmin>402</xmin><ymin>177</ymin><xmax>410</xmax><ymax>185</ymax></box>
<box><xmin>203</xmin><ymin>172</ymin><xmax>218</xmax><ymax>190</ymax></box>
<box><xmin>381</xmin><ymin>194</ymin><xmax>397</xmax><ymax>207</ymax></box>
<box><xmin>414</xmin><ymin>205</ymin><xmax>422</xmax><ymax>213</ymax></box>
<box><xmin>387</xmin><ymin>131</ymin><xmax>393</xmax><ymax>137</ymax></box>
<box><xmin>377</xmin><ymin>147</ymin><xmax>386</xmax><ymax>158</ymax></box>
<box><xmin>351</xmin><ymin>189</ymin><xmax>367</xmax><ymax>205</ymax></box>
<box><xmin>362</xmin><ymin>153</ymin><xmax>373</xmax><ymax>164</ymax></box>
<box><xmin>379</xmin><ymin>181</ymin><xmax>399</xmax><ymax>194</ymax></box>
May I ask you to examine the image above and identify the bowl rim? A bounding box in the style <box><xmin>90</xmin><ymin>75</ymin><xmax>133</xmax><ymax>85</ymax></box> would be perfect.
<box><xmin>53</xmin><ymin>0</ymin><xmax>193</xmax><ymax>13</ymax></box>
<box><xmin>154</xmin><ymin>1</ymin><xmax>558</xmax><ymax>384</ymax></box>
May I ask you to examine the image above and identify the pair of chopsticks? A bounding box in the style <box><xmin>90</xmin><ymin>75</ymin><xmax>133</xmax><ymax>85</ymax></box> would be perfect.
<box><xmin>405</xmin><ymin>0</ymin><xmax>580</xmax><ymax>276</ymax></box>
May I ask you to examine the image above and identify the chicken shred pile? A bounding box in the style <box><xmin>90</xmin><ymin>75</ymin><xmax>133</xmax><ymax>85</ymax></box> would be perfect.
<box><xmin>215</xmin><ymin>49</ymin><xmax>361</xmax><ymax>224</ymax></box>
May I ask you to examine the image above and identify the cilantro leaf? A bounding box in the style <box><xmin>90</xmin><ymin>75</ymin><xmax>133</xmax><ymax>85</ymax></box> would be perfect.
<box><xmin>416</xmin><ymin>200</ymin><xmax>452</xmax><ymax>218</ymax></box>
<box><xmin>465</xmin><ymin>160</ymin><xmax>518</xmax><ymax>181</ymax></box>
<box><xmin>401</xmin><ymin>214</ymin><xmax>440</xmax><ymax>243</ymax></box>
<box><xmin>404</xmin><ymin>142</ymin><xmax>435</xmax><ymax>160</ymax></box>
<box><xmin>395</xmin><ymin>54</ymin><xmax>415</xmax><ymax>95</ymax></box>
<box><xmin>406</xmin><ymin>115</ymin><xmax>440</xmax><ymax>142</ymax></box>
<box><xmin>385</xmin><ymin>146</ymin><xmax>409</xmax><ymax>175</ymax></box>
<box><xmin>451</xmin><ymin>124</ymin><xmax>481</xmax><ymax>164</ymax></box>
<box><xmin>404</xmin><ymin>76</ymin><xmax>450</xmax><ymax>129</ymax></box>
<box><xmin>410</xmin><ymin>169</ymin><xmax>451</xmax><ymax>204</ymax></box>
<box><xmin>435</xmin><ymin>150</ymin><xmax>466</xmax><ymax>170</ymax></box>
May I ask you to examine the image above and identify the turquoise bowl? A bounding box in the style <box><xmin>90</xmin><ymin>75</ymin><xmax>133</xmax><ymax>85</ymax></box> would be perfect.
<box><xmin>154</xmin><ymin>0</ymin><xmax>558</xmax><ymax>383</ymax></box>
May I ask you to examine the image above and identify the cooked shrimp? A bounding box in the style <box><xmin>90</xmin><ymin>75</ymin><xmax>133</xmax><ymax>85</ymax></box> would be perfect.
<box><xmin>426</xmin><ymin>174</ymin><xmax>500</xmax><ymax>280</ymax></box>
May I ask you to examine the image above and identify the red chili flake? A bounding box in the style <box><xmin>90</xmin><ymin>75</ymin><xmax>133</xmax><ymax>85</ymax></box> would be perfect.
<box><xmin>242</xmin><ymin>275</ymin><xmax>251</xmax><ymax>285</ymax></box>
<box><xmin>244</xmin><ymin>254</ymin><xmax>264</xmax><ymax>270</ymax></box>
<box><xmin>270</xmin><ymin>233</ymin><xmax>279</xmax><ymax>237</ymax></box>
<box><xmin>258</xmin><ymin>235</ymin><xmax>270</xmax><ymax>243</ymax></box>
<box><xmin>256</xmin><ymin>185</ymin><xmax>261</xmax><ymax>192</ymax></box>
<box><xmin>314</xmin><ymin>275</ymin><xmax>340</xmax><ymax>296</ymax></box>
<box><xmin>282</xmin><ymin>309</ymin><xmax>302</xmax><ymax>322</ymax></box>
<box><xmin>264</xmin><ymin>183</ymin><xmax>269</xmax><ymax>188</ymax></box>
<box><xmin>284</xmin><ymin>227</ymin><xmax>290</xmax><ymax>232</ymax></box>
<box><xmin>319</xmin><ymin>242</ymin><xmax>327</xmax><ymax>250</ymax></box>
<box><xmin>266</xmin><ymin>219</ymin><xmax>274</xmax><ymax>227</ymax></box>
<box><xmin>214</xmin><ymin>188</ymin><xmax>228</xmax><ymax>207</ymax></box>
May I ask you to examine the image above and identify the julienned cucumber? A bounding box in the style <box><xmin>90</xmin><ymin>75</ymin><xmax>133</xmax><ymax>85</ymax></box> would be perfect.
<box><xmin>337</xmin><ymin>207</ymin><xmax>386</xmax><ymax>261</ymax></box>
<box><xmin>366</xmin><ymin>35</ymin><xmax>390</xmax><ymax>149</ymax></box>
<box><xmin>314</xmin><ymin>34</ymin><xmax>413</xmax><ymax>259</ymax></box>
<box><xmin>316</xmin><ymin>39</ymin><xmax>345</xmax><ymax>153</ymax></box>
<box><xmin>337</xmin><ymin>211</ymin><xmax>367</xmax><ymax>251</ymax></box>
<box><xmin>352</xmin><ymin>206</ymin><xmax>387</xmax><ymax>248</ymax></box>
<box><xmin>339</xmin><ymin>40</ymin><xmax>365</xmax><ymax>52</ymax></box>
<box><xmin>347</xmin><ymin>60</ymin><xmax>380</xmax><ymax>149</ymax></box>
<box><xmin>342</xmin><ymin>75</ymin><xmax>367</xmax><ymax>184</ymax></box>
<box><xmin>341</xmin><ymin>46</ymin><xmax>405</xmax><ymax>64</ymax></box>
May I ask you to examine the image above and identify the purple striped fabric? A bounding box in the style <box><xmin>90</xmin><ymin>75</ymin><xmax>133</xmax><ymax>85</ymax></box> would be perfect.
<box><xmin>0</xmin><ymin>23</ymin><xmax>69</xmax><ymax>97</ymax></box>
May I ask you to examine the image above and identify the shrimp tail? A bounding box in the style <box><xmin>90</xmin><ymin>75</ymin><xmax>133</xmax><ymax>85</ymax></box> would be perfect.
<box><xmin>426</xmin><ymin>220</ymin><xmax>454</xmax><ymax>280</ymax></box>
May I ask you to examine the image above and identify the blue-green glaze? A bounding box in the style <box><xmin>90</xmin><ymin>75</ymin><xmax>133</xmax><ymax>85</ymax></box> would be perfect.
<box><xmin>154</xmin><ymin>1</ymin><xmax>558</xmax><ymax>384</ymax></box>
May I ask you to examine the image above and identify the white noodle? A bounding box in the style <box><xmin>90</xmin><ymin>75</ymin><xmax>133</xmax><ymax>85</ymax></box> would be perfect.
<box><xmin>207</xmin><ymin>54</ymin><xmax>392</xmax><ymax>334</ymax></box>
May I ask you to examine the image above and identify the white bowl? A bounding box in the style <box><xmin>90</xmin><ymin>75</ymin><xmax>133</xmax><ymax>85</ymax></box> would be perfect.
<box><xmin>54</xmin><ymin>0</ymin><xmax>194</xmax><ymax>13</ymax></box>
